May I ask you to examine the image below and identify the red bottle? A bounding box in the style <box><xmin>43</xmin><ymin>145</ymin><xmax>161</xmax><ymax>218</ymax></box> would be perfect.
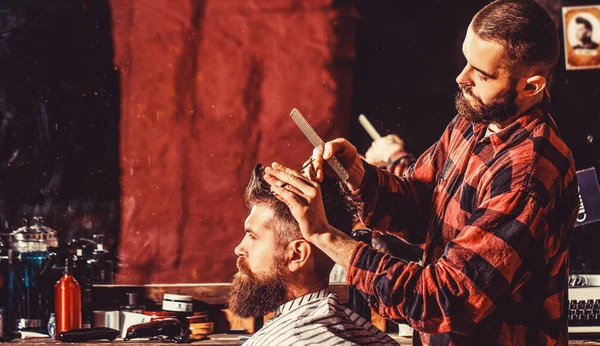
<box><xmin>55</xmin><ymin>257</ymin><xmax>81</xmax><ymax>339</ymax></box>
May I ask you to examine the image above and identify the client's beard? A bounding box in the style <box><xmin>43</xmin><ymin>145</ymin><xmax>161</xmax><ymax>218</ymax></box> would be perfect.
<box><xmin>455</xmin><ymin>86</ymin><xmax>518</xmax><ymax>124</ymax></box>
<box><xmin>228</xmin><ymin>257</ymin><xmax>288</xmax><ymax>318</ymax></box>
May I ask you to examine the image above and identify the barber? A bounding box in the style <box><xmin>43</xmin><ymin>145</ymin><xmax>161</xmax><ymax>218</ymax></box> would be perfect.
<box><xmin>264</xmin><ymin>1</ymin><xmax>579</xmax><ymax>344</ymax></box>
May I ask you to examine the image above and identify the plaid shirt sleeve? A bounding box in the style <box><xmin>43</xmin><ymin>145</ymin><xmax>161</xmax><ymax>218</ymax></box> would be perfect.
<box><xmin>386</xmin><ymin>149</ymin><xmax>416</xmax><ymax>178</ymax></box>
<box><xmin>349</xmin><ymin>187</ymin><xmax>571</xmax><ymax>333</ymax></box>
<box><xmin>347</xmin><ymin>115</ymin><xmax>579</xmax><ymax>335</ymax></box>
<box><xmin>353</xmin><ymin>117</ymin><xmax>459</xmax><ymax>244</ymax></box>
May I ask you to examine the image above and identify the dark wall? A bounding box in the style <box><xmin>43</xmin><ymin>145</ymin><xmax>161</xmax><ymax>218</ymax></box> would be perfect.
<box><xmin>553</xmin><ymin>0</ymin><xmax>600</xmax><ymax>274</ymax></box>
<box><xmin>349</xmin><ymin>0</ymin><xmax>600</xmax><ymax>176</ymax></box>
<box><xmin>552</xmin><ymin>0</ymin><xmax>600</xmax><ymax>173</ymax></box>
<box><xmin>348</xmin><ymin>0</ymin><xmax>600</xmax><ymax>275</ymax></box>
<box><xmin>0</xmin><ymin>0</ymin><xmax>598</xmax><ymax>281</ymax></box>
<box><xmin>349</xmin><ymin>0</ymin><xmax>489</xmax><ymax>156</ymax></box>
<box><xmin>0</xmin><ymin>0</ymin><xmax>120</xmax><ymax>248</ymax></box>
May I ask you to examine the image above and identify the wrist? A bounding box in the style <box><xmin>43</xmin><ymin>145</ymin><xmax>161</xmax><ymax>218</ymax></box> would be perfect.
<box><xmin>306</xmin><ymin>224</ymin><xmax>333</xmax><ymax>244</ymax></box>
<box><xmin>346</xmin><ymin>158</ymin><xmax>366</xmax><ymax>191</ymax></box>
<box><xmin>306</xmin><ymin>225</ymin><xmax>359</xmax><ymax>271</ymax></box>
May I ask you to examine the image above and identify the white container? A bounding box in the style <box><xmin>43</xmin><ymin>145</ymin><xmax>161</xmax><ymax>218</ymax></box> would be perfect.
<box><xmin>93</xmin><ymin>310</ymin><xmax>120</xmax><ymax>330</ymax></box>
<box><xmin>162</xmin><ymin>293</ymin><xmax>193</xmax><ymax>312</ymax></box>
<box><xmin>120</xmin><ymin>311</ymin><xmax>151</xmax><ymax>339</ymax></box>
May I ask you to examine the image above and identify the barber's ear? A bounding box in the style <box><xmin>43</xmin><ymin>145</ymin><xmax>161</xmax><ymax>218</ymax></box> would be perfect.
<box><xmin>522</xmin><ymin>75</ymin><xmax>546</xmax><ymax>96</ymax></box>
<box><xmin>286</xmin><ymin>239</ymin><xmax>312</xmax><ymax>272</ymax></box>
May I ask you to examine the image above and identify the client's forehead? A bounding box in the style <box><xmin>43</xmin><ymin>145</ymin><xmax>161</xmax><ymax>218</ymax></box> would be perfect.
<box><xmin>245</xmin><ymin>204</ymin><xmax>277</xmax><ymax>235</ymax></box>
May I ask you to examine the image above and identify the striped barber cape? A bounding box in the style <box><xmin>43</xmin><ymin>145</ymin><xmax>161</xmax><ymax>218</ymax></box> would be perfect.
<box><xmin>243</xmin><ymin>287</ymin><xmax>399</xmax><ymax>346</ymax></box>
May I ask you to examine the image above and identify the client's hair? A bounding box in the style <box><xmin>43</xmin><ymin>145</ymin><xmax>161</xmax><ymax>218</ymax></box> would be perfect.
<box><xmin>245</xmin><ymin>164</ymin><xmax>356</xmax><ymax>246</ymax></box>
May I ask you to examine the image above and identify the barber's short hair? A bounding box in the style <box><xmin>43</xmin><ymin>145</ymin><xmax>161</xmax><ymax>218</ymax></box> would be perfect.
<box><xmin>472</xmin><ymin>0</ymin><xmax>559</xmax><ymax>77</ymax></box>
<box><xmin>576</xmin><ymin>17</ymin><xmax>593</xmax><ymax>31</ymax></box>
<box><xmin>245</xmin><ymin>164</ymin><xmax>356</xmax><ymax>245</ymax></box>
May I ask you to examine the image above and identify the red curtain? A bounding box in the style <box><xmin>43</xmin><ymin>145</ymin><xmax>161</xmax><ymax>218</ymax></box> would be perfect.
<box><xmin>109</xmin><ymin>0</ymin><xmax>356</xmax><ymax>283</ymax></box>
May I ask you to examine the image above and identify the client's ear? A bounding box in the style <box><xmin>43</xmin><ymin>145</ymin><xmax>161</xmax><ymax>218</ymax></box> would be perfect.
<box><xmin>286</xmin><ymin>239</ymin><xmax>312</xmax><ymax>272</ymax></box>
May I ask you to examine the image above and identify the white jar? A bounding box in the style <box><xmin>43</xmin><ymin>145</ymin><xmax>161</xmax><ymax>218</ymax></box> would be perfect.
<box><xmin>162</xmin><ymin>294</ymin><xmax>193</xmax><ymax>312</ymax></box>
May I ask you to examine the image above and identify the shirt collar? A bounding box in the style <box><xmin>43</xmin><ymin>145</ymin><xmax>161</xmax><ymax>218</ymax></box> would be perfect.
<box><xmin>485</xmin><ymin>90</ymin><xmax>552</xmax><ymax>154</ymax></box>
<box><xmin>273</xmin><ymin>287</ymin><xmax>331</xmax><ymax>318</ymax></box>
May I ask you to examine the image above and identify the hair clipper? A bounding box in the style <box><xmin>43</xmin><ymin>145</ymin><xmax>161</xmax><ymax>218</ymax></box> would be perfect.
<box><xmin>57</xmin><ymin>327</ymin><xmax>120</xmax><ymax>342</ymax></box>
<box><xmin>124</xmin><ymin>319</ymin><xmax>190</xmax><ymax>343</ymax></box>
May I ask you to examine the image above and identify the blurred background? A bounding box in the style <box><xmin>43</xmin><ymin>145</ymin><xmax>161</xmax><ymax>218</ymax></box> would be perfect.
<box><xmin>0</xmin><ymin>0</ymin><xmax>597</xmax><ymax>284</ymax></box>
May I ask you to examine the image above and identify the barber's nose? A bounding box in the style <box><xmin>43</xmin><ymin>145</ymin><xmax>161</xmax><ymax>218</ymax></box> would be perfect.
<box><xmin>456</xmin><ymin>64</ymin><xmax>472</xmax><ymax>86</ymax></box>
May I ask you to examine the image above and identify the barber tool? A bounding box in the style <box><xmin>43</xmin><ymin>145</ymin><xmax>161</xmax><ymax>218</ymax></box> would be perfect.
<box><xmin>278</xmin><ymin>158</ymin><xmax>315</xmax><ymax>189</ymax></box>
<box><xmin>290</xmin><ymin>108</ymin><xmax>349</xmax><ymax>181</ymax></box>
<box><xmin>57</xmin><ymin>327</ymin><xmax>120</xmax><ymax>342</ymax></box>
<box><xmin>358</xmin><ymin>114</ymin><xmax>382</xmax><ymax>140</ymax></box>
<box><xmin>124</xmin><ymin>319</ymin><xmax>190</xmax><ymax>343</ymax></box>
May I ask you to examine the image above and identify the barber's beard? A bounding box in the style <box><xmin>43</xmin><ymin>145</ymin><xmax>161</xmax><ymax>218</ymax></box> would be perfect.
<box><xmin>455</xmin><ymin>86</ymin><xmax>518</xmax><ymax>124</ymax></box>
<box><xmin>228</xmin><ymin>257</ymin><xmax>288</xmax><ymax>318</ymax></box>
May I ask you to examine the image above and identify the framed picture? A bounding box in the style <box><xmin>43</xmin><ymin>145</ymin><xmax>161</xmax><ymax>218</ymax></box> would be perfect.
<box><xmin>562</xmin><ymin>5</ymin><xmax>600</xmax><ymax>70</ymax></box>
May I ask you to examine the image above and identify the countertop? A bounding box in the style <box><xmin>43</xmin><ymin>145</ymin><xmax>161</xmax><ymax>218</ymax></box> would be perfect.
<box><xmin>7</xmin><ymin>335</ymin><xmax>600</xmax><ymax>345</ymax></box>
<box><xmin>0</xmin><ymin>334</ymin><xmax>414</xmax><ymax>345</ymax></box>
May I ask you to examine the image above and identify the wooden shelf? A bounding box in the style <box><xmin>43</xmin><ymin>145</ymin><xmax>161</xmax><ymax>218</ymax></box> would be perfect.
<box><xmin>92</xmin><ymin>283</ymin><xmax>349</xmax><ymax>306</ymax></box>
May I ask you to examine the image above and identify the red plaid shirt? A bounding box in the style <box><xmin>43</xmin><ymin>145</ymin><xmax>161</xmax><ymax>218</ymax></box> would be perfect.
<box><xmin>348</xmin><ymin>95</ymin><xmax>579</xmax><ymax>345</ymax></box>
<box><xmin>387</xmin><ymin>150</ymin><xmax>416</xmax><ymax>178</ymax></box>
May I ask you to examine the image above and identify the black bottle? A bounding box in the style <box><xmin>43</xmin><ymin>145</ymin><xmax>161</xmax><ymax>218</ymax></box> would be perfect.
<box><xmin>74</xmin><ymin>249</ymin><xmax>93</xmax><ymax>328</ymax></box>
<box><xmin>89</xmin><ymin>235</ymin><xmax>113</xmax><ymax>284</ymax></box>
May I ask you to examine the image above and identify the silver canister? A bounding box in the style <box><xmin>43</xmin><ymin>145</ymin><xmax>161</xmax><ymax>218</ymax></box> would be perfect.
<box><xmin>10</xmin><ymin>216</ymin><xmax>58</xmax><ymax>253</ymax></box>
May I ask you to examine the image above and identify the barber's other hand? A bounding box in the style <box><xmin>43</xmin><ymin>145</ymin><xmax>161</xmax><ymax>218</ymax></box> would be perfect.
<box><xmin>264</xmin><ymin>162</ymin><xmax>331</xmax><ymax>242</ymax></box>
<box><xmin>364</xmin><ymin>134</ymin><xmax>404</xmax><ymax>168</ymax></box>
<box><xmin>304</xmin><ymin>138</ymin><xmax>365</xmax><ymax>191</ymax></box>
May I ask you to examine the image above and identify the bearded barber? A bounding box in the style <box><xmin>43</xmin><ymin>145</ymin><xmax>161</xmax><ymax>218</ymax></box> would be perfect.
<box><xmin>263</xmin><ymin>1</ymin><xmax>579</xmax><ymax>345</ymax></box>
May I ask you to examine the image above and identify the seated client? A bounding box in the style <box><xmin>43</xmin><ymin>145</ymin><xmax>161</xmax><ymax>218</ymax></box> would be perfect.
<box><xmin>228</xmin><ymin>164</ymin><xmax>398</xmax><ymax>346</ymax></box>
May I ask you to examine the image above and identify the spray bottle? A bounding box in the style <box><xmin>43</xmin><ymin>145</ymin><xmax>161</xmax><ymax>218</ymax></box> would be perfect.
<box><xmin>54</xmin><ymin>256</ymin><xmax>81</xmax><ymax>339</ymax></box>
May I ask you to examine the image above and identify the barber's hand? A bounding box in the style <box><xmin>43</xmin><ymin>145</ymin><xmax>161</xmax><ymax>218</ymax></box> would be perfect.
<box><xmin>264</xmin><ymin>162</ymin><xmax>330</xmax><ymax>242</ymax></box>
<box><xmin>364</xmin><ymin>134</ymin><xmax>404</xmax><ymax>168</ymax></box>
<box><xmin>304</xmin><ymin>138</ymin><xmax>365</xmax><ymax>191</ymax></box>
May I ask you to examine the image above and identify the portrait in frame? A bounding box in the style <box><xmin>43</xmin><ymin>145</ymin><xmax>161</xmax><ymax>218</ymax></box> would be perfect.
<box><xmin>563</xmin><ymin>5</ymin><xmax>600</xmax><ymax>70</ymax></box>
